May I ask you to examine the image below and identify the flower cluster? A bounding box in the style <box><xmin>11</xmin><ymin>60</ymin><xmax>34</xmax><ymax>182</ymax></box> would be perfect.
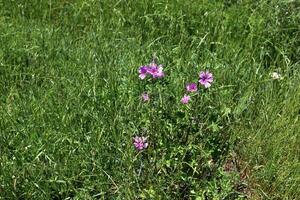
<box><xmin>181</xmin><ymin>71</ymin><xmax>214</xmax><ymax>104</ymax></box>
<box><xmin>138</xmin><ymin>62</ymin><xmax>165</xmax><ymax>80</ymax></box>
<box><xmin>134</xmin><ymin>59</ymin><xmax>214</xmax><ymax>150</ymax></box>
<box><xmin>139</xmin><ymin>62</ymin><xmax>166</xmax><ymax>103</ymax></box>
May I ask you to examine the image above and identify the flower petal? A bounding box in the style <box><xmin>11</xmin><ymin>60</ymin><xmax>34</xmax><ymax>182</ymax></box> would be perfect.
<box><xmin>204</xmin><ymin>82</ymin><xmax>211</xmax><ymax>88</ymax></box>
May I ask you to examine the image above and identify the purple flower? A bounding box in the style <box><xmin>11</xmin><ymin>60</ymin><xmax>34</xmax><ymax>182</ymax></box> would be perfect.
<box><xmin>186</xmin><ymin>83</ymin><xmax>198</xmax><ymax>92</ymax></box>
<box><xmin>147</xmin><ymin>62</ymin><xmax>165</xmax><ymax>78</ymax></box>
<box><xmin>133</xmin><ymin>136</ymin><xmax>148</xmax><ymax>150</ymax></box>
<box><xmin>199</xmin><ymin>71</ymin><xmax>213</xmax><ymax>88</ymax></box>
<box><xmin>141</xmin><ymin>92</ymin><xmax>150</xmax><ymax>102</ymax></box>
<box><xmin>138</xmin><ymin>62</ymin><xmax>165</xmax><ymax>79</ymax></box>
<box><xmin>139</xmin><ymin>66</ymin><xmax>148</xmax><ymax>80</ymax></box>
<box><xmin>181</xmin><ymin>94</ymin><xmax>191</xmax><ymax>104</ymax></box>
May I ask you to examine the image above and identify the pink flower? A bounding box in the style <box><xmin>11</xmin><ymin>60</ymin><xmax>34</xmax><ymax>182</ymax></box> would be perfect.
<box><xmin>147</xmin><ymin>62</ymin><xmax>164</xmax><ymax>78</ymax></box>
<box><xmin>199</xmin><ymin>71</ymin><xmax>213</xmax><ymax>88</ymax></box>
<box><xmin>133</xmin><ymin>136</ymin><xmax>148</xmax><ymax>150</ymax></box>
<box><xmin>181</xmin><ymin>94</ymin><xmax>191</xmax><ymax>104</ymax></box>
<box><xmin>141</xmin><ymin>92</ymin><xmax>149</xmax><ymax>102</ymax></box>
<box><xmin>186</xmin><ymin>83</ymin><xmax>198</xmax><ymax>92</ymax></box>
<box><xmin>138</xmin><ymin>62</ymin><xmax>165</xmax><ymax>79</ymax></box>
<box><xmin>138</xmin><ymin>66</ymin><xmax>148</xmax><ymax>79</ymax></box>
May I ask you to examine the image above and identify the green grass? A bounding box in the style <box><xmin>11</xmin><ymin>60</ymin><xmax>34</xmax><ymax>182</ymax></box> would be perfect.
<box><xmin>0</xmin><ymin>0</ymin><xmax>299</xmax><ymax>199</ymax></box>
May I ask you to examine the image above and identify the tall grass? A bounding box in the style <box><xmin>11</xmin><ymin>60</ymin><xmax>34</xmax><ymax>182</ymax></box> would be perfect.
<box><xmin>0</xmin><ymin>0</ymin><xmax>299</xmax><ymax>199</ymax></box>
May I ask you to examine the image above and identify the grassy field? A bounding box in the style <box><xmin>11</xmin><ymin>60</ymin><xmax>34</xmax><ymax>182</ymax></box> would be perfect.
<box><xmin>0</xmin><ymin>0</ymin><xmax>299</xmax><ymax>199</ymax></box>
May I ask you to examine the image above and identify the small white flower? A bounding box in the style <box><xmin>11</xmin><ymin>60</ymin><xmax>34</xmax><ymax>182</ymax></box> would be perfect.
<box><xmin>271</xmin><ymin>72</ymin><xmax>283</xmax><ymax>80</ymax></box>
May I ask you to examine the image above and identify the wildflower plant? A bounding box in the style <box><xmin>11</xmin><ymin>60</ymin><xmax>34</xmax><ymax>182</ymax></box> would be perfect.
<box><xmin>130</xmin><ymin>53</ymin><xmax>246</xmax><ymax>199</ymax></box>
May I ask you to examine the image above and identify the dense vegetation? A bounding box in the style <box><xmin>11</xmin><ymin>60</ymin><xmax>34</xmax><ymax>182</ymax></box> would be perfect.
<box><xmin>0</xmin><ymin>0</ymin><xmax>299</xmax><ymax>199</ymax></box>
